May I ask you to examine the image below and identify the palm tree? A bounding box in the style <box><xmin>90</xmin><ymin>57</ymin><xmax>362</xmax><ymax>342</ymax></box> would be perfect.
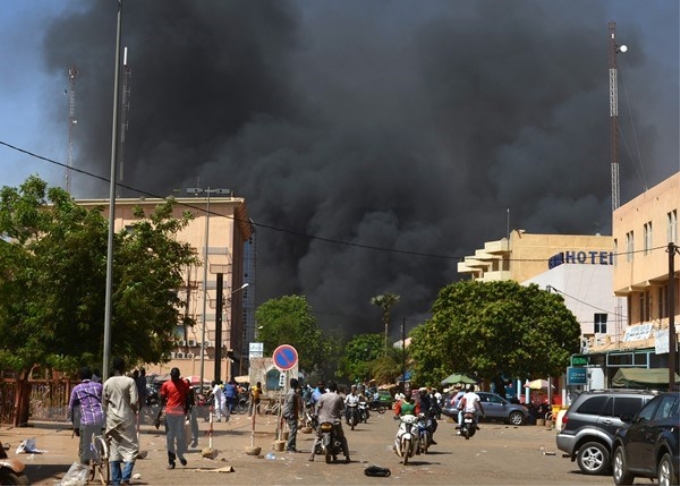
<box><xmin>370</xmin><ymin>293</ymin><xmax>400</xmax><ymax>354</ymax></box>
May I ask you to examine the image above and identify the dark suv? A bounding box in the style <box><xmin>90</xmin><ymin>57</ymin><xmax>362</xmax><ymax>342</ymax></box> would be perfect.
<box><xmin>556</xmin><ymin>389</ymin><xmax>657</xmax><ymax>475</ymax></box>
<box><xmin>611</xmin><ymin>392</ymin><xmax>679</xmax><ymax>485</ymax></box>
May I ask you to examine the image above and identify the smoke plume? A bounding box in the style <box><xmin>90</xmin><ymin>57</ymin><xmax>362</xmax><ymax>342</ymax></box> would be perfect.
<box><xmin>40</xmin><ymin>0</ymin><xmax>679</xmax><ymax>338</ymax></box>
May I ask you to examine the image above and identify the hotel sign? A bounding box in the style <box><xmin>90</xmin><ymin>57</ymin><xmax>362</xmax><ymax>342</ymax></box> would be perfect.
<box><xmin>549</xmin><ymin>251</ymin><xmax>613</xmax><ymax>269</ymax></box>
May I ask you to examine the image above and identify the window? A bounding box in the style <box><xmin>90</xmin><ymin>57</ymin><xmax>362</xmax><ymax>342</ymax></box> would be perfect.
<box><xmin>639</xmin><ymin>291</ymin><xmax>650</xmax><ymax>322</ymax></box>
<box><xmin>577</xmin><ymin>396</ymin><xmax>607</xmax><ymax>415</ymax></box>
<box><xmin>612</xmin><ymin>397</ymin><xmax>645</xmax><ymax>418</ymax></box>
<box><xmin>653</xmin><ymin>395</ymin><xmax>679</xmax><ymax>420</ymax></box>
<box><xmin>643</xmin><ymin>222</ymin><xmax>652</xmax><ymax>255</ymax></box>
<box><xmin>626</xmin><ymin>231</ymin><xmax>634</xmax><ymax>262</ymax></box>
<box><xmin>635</xmin><ymin>396</ymin><xmax>659</xmax><ymax>423</ymax></box>
<box><xmin>613</xmin><ymin>239</ymin><xmax>618</xmax><ymax>266</ymax></box>
<box><xmin>658</xmin><ymin>286</ymin><xmax>668</xmax><ymax>319</ymax></box>
<box><xmin>594</xmin><ymin>313</ymin><xmax>607</xmax><ymax>334</ymax></box>
<box><xmin>668</xmin><ymin>210</ymin><xmax>678</xmax><ymax>244</ymax></box>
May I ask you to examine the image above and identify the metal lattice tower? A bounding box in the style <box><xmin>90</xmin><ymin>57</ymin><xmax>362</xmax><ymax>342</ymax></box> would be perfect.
<box><xmin>66</xmin><ymin>64</ymin><xmax>78</xmax><ymax>194</ymax></box>
<box><xmin>609</xmin><ymin>22</ymin><xmax>621</xmax><ymax>211</ymax></box>
<box><xmin>118</xmin><ymin>47</ymin><xmax>132</xmax><ymax>188</ymax></box>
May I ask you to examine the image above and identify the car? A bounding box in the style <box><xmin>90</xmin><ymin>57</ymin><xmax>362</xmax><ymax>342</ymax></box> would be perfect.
<box><xmin>555</xmin><ymin>389</ymin><xmax>657</xmax><ymax>475</ymax></box>
<box><xmin>611</xmin><ymin>392</ymin><xmax>679</xmax><ymax>486</ymax></box>
<box><xmin>441</xmin><ymin>391</ymin><xmax>528</xmax><ymax>426</ymax></box>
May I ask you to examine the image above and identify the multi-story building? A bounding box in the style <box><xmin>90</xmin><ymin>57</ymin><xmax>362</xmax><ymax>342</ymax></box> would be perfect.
<box><xmin>78</xmin><ymin>195</ymin><xmax>255</xmax><ymax>383</ymax></box>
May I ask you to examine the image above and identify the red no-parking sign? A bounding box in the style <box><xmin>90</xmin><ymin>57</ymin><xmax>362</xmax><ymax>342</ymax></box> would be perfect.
<box><xmin>272</xmin><ymin>344</ymin><xmax>298</xmax><ymax>371</ymax></box>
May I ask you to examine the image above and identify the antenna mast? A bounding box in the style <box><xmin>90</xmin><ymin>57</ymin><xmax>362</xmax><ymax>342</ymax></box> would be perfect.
<box><xmin>118</xmin><ymin>47</ymin><xmax>132</xmax><ymax>191</ymax></box>
<box><xmin>66</xmin><ymin>64</ymin><xmax>78</xmax><ymax>194</ymax></box>
<box><xmin>609</xmin><ymin>22</ymin><xmax>626</xmax><ymax>211</ymax></box>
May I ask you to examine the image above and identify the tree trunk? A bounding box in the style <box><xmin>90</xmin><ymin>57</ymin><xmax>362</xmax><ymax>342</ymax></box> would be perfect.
<box><xmin>13</xmin><ymin>370</ymin><xmax>32</xmax><ymax>427</ymax></box>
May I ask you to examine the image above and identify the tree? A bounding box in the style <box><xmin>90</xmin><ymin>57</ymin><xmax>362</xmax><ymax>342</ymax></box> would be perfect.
<box><xmin>371</xmin><ymin>344</ymin><xmax>407</xmax><ymax>386</ymax></box>
<box><xmin>0</xmin><ymin>177</ymin><xmax>197</xmax><ymax>425</ymax></box>
<box><xmin>336</xmin><ymin>333</ymin><xmax>383</xmax><ymax>382</ymax></box>
<box><xmin>409</xmin><ymin>280</ymin><xmax>581</xmax><ymax>386</ymax></box>
<box><xmin>255</xmin><ymin>295</ymin><xmax>329</xmax><ymax>373</ymax></box>
<box><xmin>370</xmin><ymin>293</ymin><xmax>400</xmax><ymax>353</ymax></box>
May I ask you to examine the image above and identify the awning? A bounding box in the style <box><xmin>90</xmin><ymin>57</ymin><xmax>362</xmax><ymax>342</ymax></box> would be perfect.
<box><xmin>234</xmin><ymin>375</ymin><xmax>250</xmax><ymax>384</ymax></box>
<box><xmin>612</xmin><ymin>368</ymin><xmax>680</xmax><ymax>388</ymax></box>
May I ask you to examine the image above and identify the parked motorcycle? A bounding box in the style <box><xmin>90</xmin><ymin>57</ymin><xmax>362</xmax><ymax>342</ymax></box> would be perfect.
<box><xmin>416</xmin><ymin>411</ymin><xmax>434</xmax><ymax>454</ymax></box>
<box><xmin>393</xmin><ymin>414</ymin><xmax>419</xmax><ymax>465</ymax></box>
<box><xmin>0</xmin><ymin>441</ymin><xmax>29</xmax><ymax>485</ymax></box>
<box><xmin>358</xmin><ymin>401</ymin><xmax>369</xmax><ymax>424</ymax></box>
<box><xmin>318</xmin><ymin>422</ymin><xmax>344</xmax><ymax>464</ymax></box>
<box><xmin>346</xmin><ymin>402</ymin><xmax>359</xmax><ymax>430</ymax></box>
<box><xmin>460</xmin><ymin>411</ymin><xmax>478</xmax><ymax>440</ymax></box>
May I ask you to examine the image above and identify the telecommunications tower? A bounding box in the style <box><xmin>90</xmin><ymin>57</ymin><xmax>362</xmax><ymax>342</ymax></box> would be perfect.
<box><xmin>66</xmin><ymin>64</ymin><xmax>78</xmax><ymax>194</ymax></box>
<box><xmin>608</xmin><ymin>22</ymin><xmax>627</xmax><ymax>211</ymax></box>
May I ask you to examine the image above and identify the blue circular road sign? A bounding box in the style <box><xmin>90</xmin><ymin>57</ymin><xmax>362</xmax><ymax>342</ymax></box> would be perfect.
<box><xmin>273</xmin><ymin>344</ymin><xmax>298</xmax><ymax>371</ymax></box>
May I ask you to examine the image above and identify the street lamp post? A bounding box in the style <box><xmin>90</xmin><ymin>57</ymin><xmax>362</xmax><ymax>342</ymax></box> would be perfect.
<box><xmin>186</xmin><ymin>187</ymin><xmax>231</xmax><ymax>387</ymax></box>
<box><xmin>211</xmin><ymin>279</ymin><xmax>249</xmax><ymax>383</ymax></box>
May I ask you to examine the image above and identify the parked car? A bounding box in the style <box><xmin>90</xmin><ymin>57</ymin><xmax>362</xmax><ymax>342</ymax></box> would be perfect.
<box><xmin>441</xmin><ymin>391</ymin><xmax>528</xmax><ymax>426</ymax></box>
<box><xmin>611</xmin><ymin>392</ymin><xmax>679</xmax><ymax>486</ymax></box>
<box><xmin>556</xmin><ymin>389</ymin><xmax>657</xmax><ymax>475</ymax></box>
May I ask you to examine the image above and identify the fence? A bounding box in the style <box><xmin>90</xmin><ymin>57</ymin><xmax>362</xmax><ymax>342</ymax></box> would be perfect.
<box><xmin>0</xmin><ymin>380</ymin><xmax>75</xmax><ymax>426</ymax></box>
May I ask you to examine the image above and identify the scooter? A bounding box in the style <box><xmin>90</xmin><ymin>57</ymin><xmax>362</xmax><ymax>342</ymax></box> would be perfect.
<box><xmin>416</xmin><ymin>411</ymin><xmax>434</xmax><ymax>454</ymax></box>
<box><xmin>0</xmin><ymin>440</ymin><xmax>29</xmax><ymax>485</ymax></box>
<box><xmin>318</xmin><ymin>422</ymin><xmax>344</xmax><ymax>464</ymax></box>
<box><xmin>393</xmin><ymin>414</ymin><xmax>419</xmax><ymax>465</ymax></box>
<box><xmin>358</xmin><ymin>401</ymin><xmax>369</xmax><ymax>423</ymax></box>
<box><xmin>460</xmin><ymin>411</ymin><xmax>478</xmax><ymax>440</ymax></box>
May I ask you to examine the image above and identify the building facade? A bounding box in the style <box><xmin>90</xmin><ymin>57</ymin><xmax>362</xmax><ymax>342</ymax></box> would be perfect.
<box><xmin>78</xmin><ymin>196</ymin><xmax>254</xmax><ymax>382</ymax></box>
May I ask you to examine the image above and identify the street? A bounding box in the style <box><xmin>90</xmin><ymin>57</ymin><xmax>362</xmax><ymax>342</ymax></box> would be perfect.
<box><xmin>0</xmin><ymin>411</ymin><xmax>629</xmax><ymax>485</ymax></box>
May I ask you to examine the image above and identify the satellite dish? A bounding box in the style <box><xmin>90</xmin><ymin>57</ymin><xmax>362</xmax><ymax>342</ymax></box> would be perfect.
<box><xmin>619</xmin><ymin>45</ymin><xmax>628</xmax><ymax>53</ymax></box>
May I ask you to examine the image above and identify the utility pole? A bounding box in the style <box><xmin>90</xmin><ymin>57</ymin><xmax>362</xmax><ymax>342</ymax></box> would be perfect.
<box><xmin>668</xmin><ymin>242</ymin><xmax>679</xmax><ymax>389</ymax></box>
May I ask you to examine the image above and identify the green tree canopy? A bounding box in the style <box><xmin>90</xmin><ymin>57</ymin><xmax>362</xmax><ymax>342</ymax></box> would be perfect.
<box><xmin>370</xmin><ymin>292</ymin><xmax>400</xmax><ymax>352</ymax></box>
<box><xmin>409</xmin><ymin>280</ymin><xmax>581</xmax><ymax>385</ymax></box>
<box><xmin>336</xmin><ymin>333</ymin><xmax>383</xmax><ymax>382</ymax></box>
<box><xmin>0</xmin><ymin>176</ymin><xmax>198</xmax><ymax>378</ymax></box>
<box><xmin>255</xmin><ymin>295</ymin><xmax>329</xmax><ymax>373</ymax></box>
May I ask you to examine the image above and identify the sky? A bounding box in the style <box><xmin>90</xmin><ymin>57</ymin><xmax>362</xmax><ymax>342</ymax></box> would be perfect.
<box><xmin>0</xmin><ymin>0</ymin><xmax>678</xmax><ymax>339</ymax></box>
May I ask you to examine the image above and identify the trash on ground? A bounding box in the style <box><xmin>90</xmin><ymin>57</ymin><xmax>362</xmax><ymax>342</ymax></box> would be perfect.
<box><xmin>58</xmin><ymin>461</ymin><xmax>88</xmax><ymax>486</ymax></box>
<box><xmin>15</xmin><ymin>437</ymin><xmax>47</xmax><ymax>454</ymax></box>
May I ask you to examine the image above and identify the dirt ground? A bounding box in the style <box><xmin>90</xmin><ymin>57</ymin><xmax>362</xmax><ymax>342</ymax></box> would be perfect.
<box><xmin>1</xmin><ymin>412</ymin><xmax>632</xmax><ymax>485</ymax></box>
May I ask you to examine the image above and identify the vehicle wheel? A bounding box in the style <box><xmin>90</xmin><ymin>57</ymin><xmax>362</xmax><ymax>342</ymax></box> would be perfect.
<box><xmin>422</xmin><ymin>435</ymin><xmax>429</xmax><ymax>454</ymax></box>
<box><xmin>508</xmin><ymin>411</ymin><xmax>524</xmax><ymax>426</ymax></box>
<box><xmin>377</xmin><ymin>405</ymin><xmax>386</xmax><ymax>414</ymax></box>
<box><xmin>402</xmin><ymin>439</ymin><xmax>410</xmax><ymax>465</ymax></box>
<box><xmin>464</xmin><ymin>427</ymin><xmax>470</xmax><ymax>440</ymax></box>
<box><xmin>324</xmin><ymin>447</ymin><xmax>331</xmax><ymax>464</ymax></box>
<box><xmin>0</xmin><ymin>471</ymin><xmax>30</xmax><ymax>486</ymax></box>
<box><xmin>350</xmin><ymin>416</ymin><xmax>355</xmax><ymax>430</ymax></box>
<box><xmin>612</xmin><ymin>446</ymin><xmax>634</xmax><ymax>485</ymax></box>
<box><xmin>658</xmin><ymin>452</ymin><xmax>678</xmax><ymax>486</ymax></box>
<box><xmin>577</xmin><ymin>441</ymin><xmax>610</xmax><ymax>475</ymax></box>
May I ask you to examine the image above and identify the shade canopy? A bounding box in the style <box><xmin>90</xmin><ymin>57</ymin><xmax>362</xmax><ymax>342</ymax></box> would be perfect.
<box><xmin>524</xmin><ymin>379</ymin><xmax>554</xmax><ymax>390</ymax></box>
<box><xmin>441</xmin><ymin>373</ymin><xmax>477</xmax><ymax>386</ymax></box>
<box><xmin>612</xmin><ymin>368</ymin><xmax>680</xmax><ymax>388</ymax></box>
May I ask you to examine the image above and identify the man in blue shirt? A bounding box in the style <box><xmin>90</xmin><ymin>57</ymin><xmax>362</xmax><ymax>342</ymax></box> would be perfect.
<box><xmin>68</xmin><ymin>366</ymin><xmax>105</xmax><ymax>465</ymax></box>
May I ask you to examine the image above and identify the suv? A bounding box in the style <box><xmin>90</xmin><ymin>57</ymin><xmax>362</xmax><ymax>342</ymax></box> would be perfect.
<box><xmin>556</xmin><ymin>389</ymin><xmax>657</xmax><ymax>475</ymax></box>
<box><xmin>611</xmin><ymin>392</ymin><xmax>679</xmax><ymax>485</ymax></box>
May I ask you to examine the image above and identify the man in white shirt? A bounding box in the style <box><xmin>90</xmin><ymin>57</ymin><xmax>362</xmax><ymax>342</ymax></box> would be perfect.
<box><xmin>457</xmin><ymin>386</ymin><xmax>485</xmax><ymax>435</ymax></box>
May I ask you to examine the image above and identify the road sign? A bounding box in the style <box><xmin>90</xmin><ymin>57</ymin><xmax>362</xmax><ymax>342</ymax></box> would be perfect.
<box><xmin>567</xmin><ymin>366</ymin><xmax>587</xmax><ymax>385</ymax></box>
<box><xmin>272</xmin><ymin>344</ymin><xmax>298</xmax><ymax>371</ymax></box>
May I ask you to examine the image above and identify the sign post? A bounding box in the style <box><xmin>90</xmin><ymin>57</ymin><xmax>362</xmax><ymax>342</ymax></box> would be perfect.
<box><xmin>272</xmin><ymin>345</ymin><xmax>298</xmax><ymax>444</ymax></box>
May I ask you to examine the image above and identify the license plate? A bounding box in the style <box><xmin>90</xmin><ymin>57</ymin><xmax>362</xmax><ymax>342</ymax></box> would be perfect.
<box><xmin>464</xmin><ymin>418</ymin><xmax>473</xmax><ymax>423</ymax></box>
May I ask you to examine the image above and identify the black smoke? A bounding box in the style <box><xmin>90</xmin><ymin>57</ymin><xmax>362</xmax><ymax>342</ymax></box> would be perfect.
<box><xmin>40</xmin><ymin>0</ymin><xmax>679</xmax><ymax>339</ymax></box>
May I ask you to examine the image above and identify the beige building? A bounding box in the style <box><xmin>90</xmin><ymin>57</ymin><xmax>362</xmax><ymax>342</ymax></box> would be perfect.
<box><xmin>78</xmin><ymin>195</ymin><xmax>254</xmax><ymax>383</ymax></box>
<box><xmin>457</xmin><ymin>230</ymin><xmax>613</xmax><ymax>283</ymax></box>
<box><xmin>603</xmin><ymin>171</ymin><xmax>680</xmax><ymax>353</ymax></box>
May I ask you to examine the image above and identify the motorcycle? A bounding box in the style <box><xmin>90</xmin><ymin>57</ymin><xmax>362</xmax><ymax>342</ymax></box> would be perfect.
<box><xmin>0</xmin><ymin>441</ymin><xmax>29</xmax><ymax>485</ymax></box>
<box><xmin>460</xmin><ymin>410</ymin><xmax>478</xmax><ymax>440</ymax></box>
<box><xmin>346</xmin><ymin>402</ymin><xmax>359</xmax><ymax>430</ymax></box>
<box><xmin>318</xmin><ymin>422</ymin><xmax>344</xmax><ymax>464</ymax></box>
<box><xmin>358</xmin><ymin>401</ymin><xmax>369</xmax><ymax>423</ymax></box>
<box><xmin>393</xmin><ymin>414</ymin><xmax>419</xmax><ymax>465</ymax></box>
<box><xmin>416</xmin><ymin>411</ymin><xmax>434</xmax><ymax>454</ymax></box>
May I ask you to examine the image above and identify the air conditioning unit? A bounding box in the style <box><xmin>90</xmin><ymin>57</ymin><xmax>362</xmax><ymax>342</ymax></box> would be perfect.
<box><xmin>206</xmin><ymin>341</ymin><xmax>215</xmax><ymax>348</ymax></box>
<box><xmin>186</xmin><ymin>352</ymin><xmax>195</xmax><ymax>359</ymax></box>
<box><xmin>170</xmin><ymin>352</ymin><xmax>177</xmax><ymax>359</ymax></box>
<box><xmin>187</xmin><ymin>339</ymin><xmax>197</xmax><ymax>347</ymax></box>
<box><xmin>178</xmin><ymin>340</ymin><xmax>187</xmax><ymax>347</ymax></box>
<box><xmin>175</xmin><ymin>352</ymin><xmax>185</xmax><ymax>359</ymax></box>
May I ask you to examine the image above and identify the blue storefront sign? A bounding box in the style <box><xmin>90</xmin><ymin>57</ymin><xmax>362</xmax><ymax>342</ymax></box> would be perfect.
<box><xmin>567</xmin><ymin>366</ymin><xmax>587</xmax><ymax>385</ymax></box>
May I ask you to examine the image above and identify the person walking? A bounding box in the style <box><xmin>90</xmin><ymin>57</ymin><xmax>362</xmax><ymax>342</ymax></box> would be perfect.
<box><xmin>223</xmin><ymin>380</ymin><xmax>237</xmax><ymax>415</ymax></box>
<box><xmin>283</xmin><ymin>378</ymin><xmax>302</xmax><ymax>453</ymax></box>
<box><xmin>160</xmin><ymin>368</ymin><xmax>190</xmax><ymax>469</ymax></box>
<box><xmin>102</xmin><ymin>357</ymin><xmax>139</xmax><ymax>486</ymax></box>
<box><xmin>68</xmin><ymin>366</ymin><xmax>105</xmax><ymax>466</ymax></box>
<box><xmin>248</xmin><ymin>381</ymin><xmax>262</xmax><ymax>416</ymax></box>
<box><xmin>184</xmin><ymin>378</ymin><xmax>199</xmax><ymax>448</ymax></box>
<box><xmin>309</xmin><ymin>381</ymin><xmax>350</xmax><ymax>463</ymax></box>
<box><xmin>134</xmin><ymin>368</ymin><xmax>147</xmax><ymax>419</ymax></box>
<box><xmin>211</xmin><ymin>380</ymin><xmax>225</xmax><ymax>422</ymax></box>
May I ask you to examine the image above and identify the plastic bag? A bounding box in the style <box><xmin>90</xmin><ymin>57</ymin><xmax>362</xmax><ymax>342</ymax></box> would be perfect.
<box><xmin>364</xmin><ymin>465</ymin><xmax>391</xmax><ymax>477</ymax></box>
<box><xmin>58</xmin><ymin>461</ymin><xmax>89</xmax><ymax>486</ymax></box>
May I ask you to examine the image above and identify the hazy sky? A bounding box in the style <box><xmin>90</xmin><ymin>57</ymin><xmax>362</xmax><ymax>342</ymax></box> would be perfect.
<box><xmin>0</xmin><ymin>0</ymin><xmax>678</xmax><ymax>338</ymax></box>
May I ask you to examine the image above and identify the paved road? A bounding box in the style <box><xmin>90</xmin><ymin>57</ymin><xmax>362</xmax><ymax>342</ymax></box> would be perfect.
<box><xmin>1</xmin><ymin>412</ymin><xmax>627</xmax><ymax>485</ymax></box>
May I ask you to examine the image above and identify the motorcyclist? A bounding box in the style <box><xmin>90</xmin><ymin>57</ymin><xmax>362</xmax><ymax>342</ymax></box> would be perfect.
<box><xmin>457</xmin><ymin>385</ymin><xmax>485</xmax><ymax>435</ymax></box>
<box><xmin>394</xmin><ymin>391</ymin><xmax>419</xmax><ymax>418</ymax></box>
<box><xmin>417</xmin><ymin>388</ymin><xmax>438</xmax><ymax>445</ymax></box>
<box><xmin>308</xmin><ymin>381</ymin><xmax>350</xmax><ymax>463</ymax></box>
<box><xmin>344</xmin><ymin>385</ymin><xmax>360</xmax><ymax>424</ymax></box>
